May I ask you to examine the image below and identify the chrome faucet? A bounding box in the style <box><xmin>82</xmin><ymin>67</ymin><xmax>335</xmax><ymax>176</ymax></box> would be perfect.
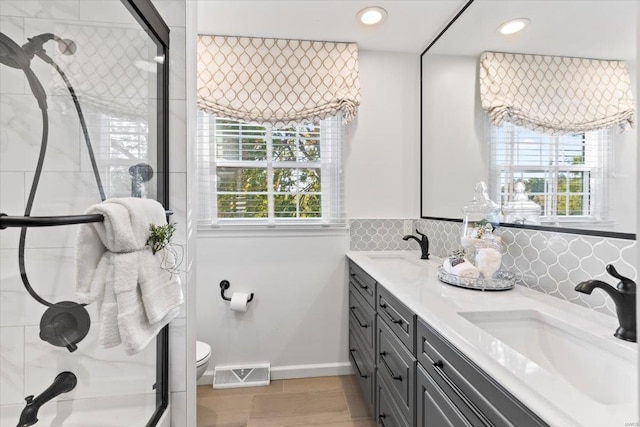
<box><xmin>402</xmin><ymin>229</ymin><xmax>429</xmax><ymax>260</ymax></box>
<box><xmin>17</xmin><ymin>372</ymin><xmax>77</xmax><ymax>427</ymax></box>
<box><xmin>575</xmin><ymin>264</ymin><xmax>636</xmax><ymax>343</ymax></box>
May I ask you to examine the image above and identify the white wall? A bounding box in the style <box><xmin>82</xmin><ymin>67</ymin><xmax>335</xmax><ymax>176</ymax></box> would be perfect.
<box><xmin>346</xmin><ymin>50</ymin><xmax>421</xmax><ymax>219</ymax></box>
<box><xmin>196</xmin><ymin>49</ymin><xmax>419</xmax><ymax>379</ymax></box>
<box><xmin>421</xmin><ymin>54</ymin><xmax>486</xmax><ymax>218</ymax></box>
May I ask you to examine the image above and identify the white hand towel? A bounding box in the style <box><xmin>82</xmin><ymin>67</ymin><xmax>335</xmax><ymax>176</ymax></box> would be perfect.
<box><xmin>443</xmin><ymin>257</ymin><xmax>480</xmax><ymax>279</ymax></box>
<box><xmin>75</xmin><ymin>198</ymin><xmax>183</xmax><ymax>355</ymax></box>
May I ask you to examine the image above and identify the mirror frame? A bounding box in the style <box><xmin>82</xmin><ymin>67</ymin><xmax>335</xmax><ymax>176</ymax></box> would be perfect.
<box><xmin>419</xmin><ymin>0</ymin><xmax>636</xmax><ymax>241</ymax></box>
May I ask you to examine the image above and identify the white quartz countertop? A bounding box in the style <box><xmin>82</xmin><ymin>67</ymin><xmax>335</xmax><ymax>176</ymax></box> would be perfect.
<box><xmin>346</xmin><ymin>250</ymin><xmax>638</xmax><ymax>427</ymax></box>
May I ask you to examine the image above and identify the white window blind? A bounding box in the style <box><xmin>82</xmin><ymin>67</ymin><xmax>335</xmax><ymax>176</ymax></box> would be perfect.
<box><xmin>197</xmin><ymin>111</ymin><xmax>345</xmax><ymax>227</ymax></box>
<box><xmin>489</xmin><ymin>122</ymin><xmax>613</xmax><ymax>223</ymax></box>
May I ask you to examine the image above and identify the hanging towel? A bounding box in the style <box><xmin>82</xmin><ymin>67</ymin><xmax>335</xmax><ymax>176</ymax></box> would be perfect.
<box><xmin>75</xmin><ymin>198</ymin><xmax>183</xmax><ymax>355</ymax></box>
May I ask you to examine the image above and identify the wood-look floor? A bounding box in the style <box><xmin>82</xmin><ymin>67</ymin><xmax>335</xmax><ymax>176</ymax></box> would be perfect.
<box><xmin>197</xmin><ymin>375</ymin><xmax>376</xmax><ymax>427</ymax></box>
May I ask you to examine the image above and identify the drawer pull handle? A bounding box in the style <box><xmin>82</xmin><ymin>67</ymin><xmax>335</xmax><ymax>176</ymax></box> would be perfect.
<box><xmin>351</xmin><ymin>275</ymin><xmax>369</xmax><ymax>290</ymax></box>
<box><xmin>432</xmin><ymin>360</ymin><xmax>492</xmax><ymax>426</ymax></box>
<box><xmin>379</xmin><ymin>414</ymin><xmax>388</xmax><ymax>427</ymax></box>
<box><xmin>379</xmin><ymin>352</ymin><xmax>403</xmax><ymax>381</ymax></box>
<box><xmin>349</xmin><ymin>306</ymin><xmax>368</xmax><ymax>328</ymax></box>
<box><xmin>379</xmin><ymin>302</ymin><xmax>404</xmax><ymax>326</ymax></box>
<box><xmin>349</xmin><ymin>348</ymin><xmax>368</xmax><ymax>379</ymax></box>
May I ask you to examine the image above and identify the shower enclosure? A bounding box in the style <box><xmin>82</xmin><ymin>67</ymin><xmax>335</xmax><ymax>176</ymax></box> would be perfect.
<box><xmin>0</xmin><ymin>0</ymin><xmax>170</xmax><ymax>425</ymax></box>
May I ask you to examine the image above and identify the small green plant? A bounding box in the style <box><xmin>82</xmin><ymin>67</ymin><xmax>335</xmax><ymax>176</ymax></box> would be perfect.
<box><xmin>146</xmin><ymin>222</ymin><xmax>176</xmax><ymax>255</ymax></box>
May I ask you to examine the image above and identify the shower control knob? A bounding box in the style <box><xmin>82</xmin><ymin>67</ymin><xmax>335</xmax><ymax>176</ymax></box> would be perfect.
<box><xmin>39</xmin><ymin>302</ymin><xmax>90</xmax><ymax>353</ymax></box>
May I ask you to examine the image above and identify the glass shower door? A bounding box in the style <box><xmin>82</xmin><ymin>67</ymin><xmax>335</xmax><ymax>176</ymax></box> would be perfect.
<box><xmin>0</xmin><ymin>0</ymin><xmax>169</xmax><ymax>425</ymax></box>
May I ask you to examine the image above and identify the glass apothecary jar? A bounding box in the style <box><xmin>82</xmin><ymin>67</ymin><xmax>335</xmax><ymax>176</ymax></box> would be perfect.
<box><xmin>503</xmin><ymin>182</ymin><xmax>542</xmax><ymax>225</ymax></box>
<box><xmin>460</xmin><ymin>181</ymin><xmax>501</xmax><ymax>259</ymax></box>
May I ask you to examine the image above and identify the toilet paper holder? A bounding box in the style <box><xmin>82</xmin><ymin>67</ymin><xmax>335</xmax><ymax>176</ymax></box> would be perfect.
<box><xmin>220</xmin><ymin>280</ymin><xmax>254</xmax><ymax>303</ymax></box>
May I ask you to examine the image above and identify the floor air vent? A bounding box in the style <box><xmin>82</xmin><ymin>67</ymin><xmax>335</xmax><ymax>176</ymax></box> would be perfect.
<box><xmin>213</xmin><ymin>364</ymin><xmax>270</xmax><ymax>389</ymax></box>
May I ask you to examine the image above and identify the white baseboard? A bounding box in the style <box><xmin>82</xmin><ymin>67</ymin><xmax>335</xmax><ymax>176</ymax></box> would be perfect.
<box><xmin>197</xmin><ymin>362</ymin><xmax>353</xmax><ymax>386</ymax></box>
<box><xmin>271</xmin><ymin>362</ymin><xmax>353</xmax><ymax>380</ymax></box>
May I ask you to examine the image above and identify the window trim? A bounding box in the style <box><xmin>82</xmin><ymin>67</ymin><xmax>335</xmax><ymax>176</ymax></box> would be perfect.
<box><xmin>197</xmin><ymin>112</ymin><xmax>345</xmax><ymax>229</ymax></box>
<box><xmin>488</xmin><ymin>121</ymin><xmax>612</xmax><ymax>225</ymax></box>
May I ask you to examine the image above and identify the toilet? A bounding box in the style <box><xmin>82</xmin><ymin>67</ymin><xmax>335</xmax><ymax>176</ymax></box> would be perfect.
<box><xmin>196</xmin><ymin>341</ymin><xmax>211</xmax><ymax>381</ymax></box>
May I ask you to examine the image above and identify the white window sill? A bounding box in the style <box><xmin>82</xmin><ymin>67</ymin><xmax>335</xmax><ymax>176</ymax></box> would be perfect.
<box><xmin>197</xmin><ymin>223</ymin><xmax>349</xmax><ymax>238</ymax></box>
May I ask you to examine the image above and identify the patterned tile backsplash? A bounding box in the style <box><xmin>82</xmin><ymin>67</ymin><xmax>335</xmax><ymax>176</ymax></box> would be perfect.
<box><xmin>350</xmin><ymin>218</ymin><xmax>637</xmax><ymax>317</ymax></box>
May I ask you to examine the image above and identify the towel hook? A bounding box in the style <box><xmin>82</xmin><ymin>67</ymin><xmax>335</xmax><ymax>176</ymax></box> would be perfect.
<box><xmin>220</xmin><ymin>280</ymin><xmax>254</xmax><ymax>303</ymax></box>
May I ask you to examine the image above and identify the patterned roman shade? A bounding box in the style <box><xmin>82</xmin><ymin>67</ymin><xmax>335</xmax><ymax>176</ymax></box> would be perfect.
<box><xmin>479</xmin><ymin>51</ymin><xmax>635</xmax><ymax>135</ymax></box>
<box><xmin>197</xmin><ymin>35</ymin><xmax>360</xmax><ymax>127</ymax></box>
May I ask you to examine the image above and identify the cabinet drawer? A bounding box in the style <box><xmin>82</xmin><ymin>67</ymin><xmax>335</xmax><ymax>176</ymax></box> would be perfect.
<box><xmin>417</xmin><ymin>319</ymin><xmax>547</xmax><ymax>427</ymax></box>
<box><xmin>417</xmin><ymin>363</ymin><xmax>473</xmax><ymax>427</ymax></box>
<box><xmin>377</xmin><ymin>285</ymin><xmax>415</xmax><ymax>353</ymax></box>
<box><xmin>349</xmin><ymin>326</ymin><xmax>376</xmax><ymax>418</ymax></box>
<box><xmin>377</xmin><ymin>317</ymin><xmax>416</xmax><ymax>426</ymax></box>
<box><xmin>377</xmin><ymin>372</ymin><xmax>411</xmax><ymax>427</ymax></box>
<box><xmin>349</xmin><ymin>284</ymin><xmax>376</xmax><ymax>356</ymax></box>
<box><xmin>349</xmin><ymin>260</ymin><xmax>376</xmax><ymax>307</ymax></box>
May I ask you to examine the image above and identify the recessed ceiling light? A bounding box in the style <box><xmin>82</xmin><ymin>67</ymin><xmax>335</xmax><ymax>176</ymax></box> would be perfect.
<box><xmin>357</xmin><ymin>6</ymin><xmax>388</xmax><ymax>26</ymax></box>
<box><xmin>498</xmin><ymin>18</ymin><xmax>530</xmax><ymax>35</ymax></box>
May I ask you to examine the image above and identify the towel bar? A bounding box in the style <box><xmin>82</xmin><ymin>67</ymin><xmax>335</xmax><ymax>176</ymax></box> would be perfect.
<box><xmin>0</xmin><ymin>211</ymin><xmax>173</xmax><ymax>229</ymax></box>
<box><xmin>220</xmin><ymin>280</ymin><xmax>254</xmax><ymax>303</ymax></box>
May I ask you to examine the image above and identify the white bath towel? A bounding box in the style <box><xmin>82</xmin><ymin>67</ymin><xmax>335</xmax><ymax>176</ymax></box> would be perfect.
<box><xmin>75</xmin><ymin>198</ymin><xmax>183</xmax><ymax>355</ymax></box>
<box><xmin>442</xmin><ymin>257</ymin><xmax>480</xmax><ymax>279</ymax></box>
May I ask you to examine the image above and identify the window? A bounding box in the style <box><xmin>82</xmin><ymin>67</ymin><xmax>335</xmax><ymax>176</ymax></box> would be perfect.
<box><xmin>489</xmin><ymin>122</ymin><xmax>612</xmax><ymax>223</ymax></box>
<box><xmin>197</xmin><ymin>111</ymin><xmax>344</xmax><ymax>227</ymax></box>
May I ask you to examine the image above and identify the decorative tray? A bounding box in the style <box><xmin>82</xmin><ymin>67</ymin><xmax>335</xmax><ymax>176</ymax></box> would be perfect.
<box><xmin>437</xmin><ymin>266</ymin><xmax>515</xmax><ymax>291</ymax></box>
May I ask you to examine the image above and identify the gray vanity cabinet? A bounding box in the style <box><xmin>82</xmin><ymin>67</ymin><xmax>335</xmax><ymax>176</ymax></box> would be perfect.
<box><xmin>417</xmin><ymin>364</ymin><xmax>473</xmax><ymax>427</ymax></box>
<box><xmin>375</xmin><ymin>289</ymin><xmax>417</xmax><ymax>427</ymax></box>
<box><xmin>417</xmin><ymin>319</ymin><xmax>548</xmax><ymax>427</ymax></box>
<box><xmin>348</xmin><ymin>261</ymin><xmax>378</xmax><ymax>418</ymax></box>
<box><xmin>347</xmin><ymin>259</ymin><xmax>547</xmax><ymax>427</ymax></box>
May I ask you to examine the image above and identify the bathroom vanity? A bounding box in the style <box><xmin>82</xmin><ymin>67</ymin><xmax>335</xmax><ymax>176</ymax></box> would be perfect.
<box><xmin>347</xmin><ymin>251</ymin><xmax>638</xmax><ymax>427</ymax></box>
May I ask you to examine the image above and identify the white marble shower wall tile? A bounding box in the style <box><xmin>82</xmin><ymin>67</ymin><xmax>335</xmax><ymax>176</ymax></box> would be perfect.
<box><xmin>169</xmin><ymin>26</ymin><xmax>186</xmax><ymax>101</ymax></box>
<box><xmin>170</xmin><ymin>100</ymin><xmax>187</xmax><ymax>173</ymax></box>
<box><xmin>0</xmin><ymin>1</ymin><xmax>79</xmax><ymax>20</ymax></box>
<box><xmin>153</xmin><ymin>0</ymin><xmax>187</xmax><ymax>28</ymax></box>
<box><xmin>352</xmin><ymin>218</ymin><xmax>636</xmax><ymax>317</ymax></box>
<box><xmin>0</xmin><ymin>393</ymin><xmax>156</xmax><ymax>427</ymax></box>
<box><xmin>78</xmin><ymin>1</ymin><xmax>141</xmax><ymax>25</ymax></box>
<box><xmin>0</xmin><ymin>172</ymin><xmax>25</xmax><ymax>249</ymax></box>
<box><xmin>0</xmin><ymin>16</ymin><xmax>26</xmax><ymax>95</ymax></box>
<box><xmin>350</xmin><ymin>219</ymin><xmax>417</xmax><ymax>251</ymax></box>
<box><xmin>0</xmin><ymin>248</ymin><xmax>98</xmax><ymax>327</ymax></box>
<box><xmin>0</xmin><ymin>94</ymin><xmax>80</xmax><ymax>172</ymax></box>
<box><xmin>0</xmin><ymin>326</ymin><xmax>24</xmax><ymax>405</ymax></box>
<box><xmin>169</xmin><ymin>317</ymin><xmax>186</xmax><ymax>392</ymax></box>
<box><xmin>21</xmin><ymin>172</ymin><xmax>103</xmax><ymax>248</ymax></box>
<box><xmin>24</xmin><ymin>323</ymin><xmax>156</xmax><ymax>400</ymax></box>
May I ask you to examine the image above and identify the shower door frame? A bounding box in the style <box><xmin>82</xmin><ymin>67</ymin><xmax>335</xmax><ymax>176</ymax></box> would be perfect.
<box><xmin>120</xmin><ymin>1</ymin><xmax>171</xmax><ymax>425</ymax></box>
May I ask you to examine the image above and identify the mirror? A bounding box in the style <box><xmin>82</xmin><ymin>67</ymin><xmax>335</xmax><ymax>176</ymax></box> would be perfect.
<box><xmin>421</xmin><ymin>0</ymin><xmax>637</xmax><ymax>238</ymax></box>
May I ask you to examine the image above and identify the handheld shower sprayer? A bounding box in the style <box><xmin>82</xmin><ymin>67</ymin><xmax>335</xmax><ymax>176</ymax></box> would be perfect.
<box><xmin>0</xmin><ymin>31</ymin><xmax>101</xmax><ymax>353</ymax></box>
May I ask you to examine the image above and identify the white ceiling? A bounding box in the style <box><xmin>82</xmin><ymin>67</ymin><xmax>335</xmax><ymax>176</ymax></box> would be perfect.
<box><xmin>196</xmin><ymin>1</ymin><xmax>638</xmax><ymax>60</ymax></box>
<box><xmin>196</xmin><ymin>0</ymin><xmax>467</xmax><ymax>53</ymax></box>
<box><xmin>428</xmin><ymin>0</ymin><xmax>638</xmax><ymax>61</ymax></box>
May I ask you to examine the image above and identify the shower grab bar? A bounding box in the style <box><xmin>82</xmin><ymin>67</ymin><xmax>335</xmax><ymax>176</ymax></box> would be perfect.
<box><xmin>0</xmin><ymin>211</ymin><xmax>173</xmax><ymax>229</ymax></box>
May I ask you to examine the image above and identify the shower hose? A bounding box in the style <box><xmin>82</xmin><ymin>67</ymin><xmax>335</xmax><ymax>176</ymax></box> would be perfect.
<box><xmin>2</xmin><ymin>33</ymin><xmax>106</xmax><ymax>307</ymax></box>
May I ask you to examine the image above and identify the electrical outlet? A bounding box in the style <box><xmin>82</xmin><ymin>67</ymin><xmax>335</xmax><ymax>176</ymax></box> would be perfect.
<box><xmin>403</xmin><ymin>219</ymin><xmax>413</xmax><ymax>235</ymax></box>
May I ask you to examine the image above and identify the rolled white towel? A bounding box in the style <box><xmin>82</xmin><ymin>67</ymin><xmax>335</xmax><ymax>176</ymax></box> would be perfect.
<box><xmin>443</xmin><ymin>257</ymin><xmax>480</xmax><ymax>279</ymax></box>
<box><xmin>475</xmin><ymin>247</ymin><xmax>502</xmax><ymax>279</ymax></box>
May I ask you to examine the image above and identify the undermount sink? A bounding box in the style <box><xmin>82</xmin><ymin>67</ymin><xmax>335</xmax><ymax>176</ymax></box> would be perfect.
<box><xmin>364</xmin><ymin>253</ymin><xmax>426</xmax><ymax>277</ymax></box>
<box><xmin>458</xmin><ymin>309</ymin><xmax>637</xmax><ymax>405</ymax></box>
